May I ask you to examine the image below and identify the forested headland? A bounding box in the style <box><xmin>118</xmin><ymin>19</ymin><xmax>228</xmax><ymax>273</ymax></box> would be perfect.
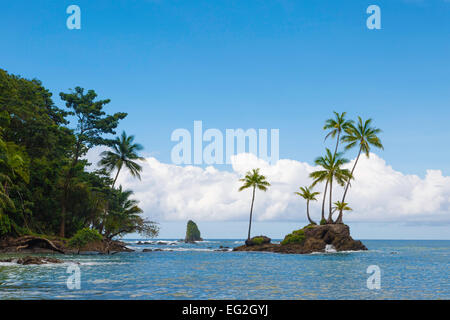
<box><xmin>0</xmin><ymin>69</ymin><xmax>158</xmax><ymax>247</ymax></box>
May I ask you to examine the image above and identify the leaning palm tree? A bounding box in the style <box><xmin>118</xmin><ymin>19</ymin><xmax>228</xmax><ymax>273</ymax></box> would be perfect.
<box><xmin>98</xmin><ymin>131</ymin><xmax>145</xmax><ymax>188</ymax></box>
<box><xmin>238</xmin><ymin>168</ymin><xmax>270</xmax><ymax>241</ymax></box>
<box><xmin>336</xmin><ymin>117</ymin><xmax>383</xmax><ymax>223</ymax></box>
<box><xmin>294</xmin><ymin>186</ymin><xmax>320</xmax><ymax>225</ymax></box>
<box><xmin>310</xmin><ymin>149</ymin><xmax>352</xmax><ymax>223</ymax></box>
<box><xmin>324</xmin><ymin>111</ymin><xmax>354</xmax><ymax>156</ymax></box>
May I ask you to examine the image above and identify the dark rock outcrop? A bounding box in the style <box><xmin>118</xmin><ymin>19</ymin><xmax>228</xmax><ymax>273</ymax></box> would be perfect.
<box><xmin>0</xmin><ymin>256</ymin><xmax>64</xmax><ymax>265</ymax></box>
<box><xmin>184</xmin><ymin>220</ymin><xmax>203</xmax><ymax>243</ymax></box>
<box><xmin>0</xmin><ymin>236</ymin><xmax>133</xmax><ymax>254</ymax></box>
<box><xmin>234</xmin><ymin>224</ymin><xmax>367</xmax><ymax>254</ymax></box>
<box><xmin>0</xmin><ymin>236</ymin><xmax>65</xmax><ymax>254</ymax></box>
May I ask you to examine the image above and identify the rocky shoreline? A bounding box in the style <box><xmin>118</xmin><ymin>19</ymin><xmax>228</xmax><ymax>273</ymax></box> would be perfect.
<box><xmin>233</xmin><ymin>224</ymin><xmax>367</xmax><ymax>254</ymax></box>
<box><xmin>0</xmin><ymin>235</ymin><xmax>133</xmax><ymax>255</ymax></box>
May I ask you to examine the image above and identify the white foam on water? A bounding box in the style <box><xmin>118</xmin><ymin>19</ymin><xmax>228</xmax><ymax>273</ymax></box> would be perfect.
<box><xmin>325</xmin><ymin>244</ymin><xmax>337</xmax><ymax>253</ymax></box>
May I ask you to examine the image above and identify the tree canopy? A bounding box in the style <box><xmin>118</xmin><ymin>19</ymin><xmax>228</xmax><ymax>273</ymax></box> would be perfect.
<box><xmin>0</xmin><ymin>69</ymin><xmax>158</xmax><ymax>240</ymax></box>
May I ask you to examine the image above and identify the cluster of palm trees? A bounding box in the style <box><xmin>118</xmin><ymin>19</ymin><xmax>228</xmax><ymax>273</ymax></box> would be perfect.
<box><xmin>296</xmin><ymin>112</ymin><xmax>383</xmax><ymax>225</ymax></box>
<box><xmin>239</xmin><ymin>112</ymin><xmax>383</xmax><ymax>241</ymax></box>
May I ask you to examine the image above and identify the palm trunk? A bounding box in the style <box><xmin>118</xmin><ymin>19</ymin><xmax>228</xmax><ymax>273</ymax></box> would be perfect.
<box><xmin>247</xmin><ymin>186</ymin><xmax>256</xmax><ymax>240</ymax></box>
<box><xmin>337</xmin><ymin>147</ymin><xmax>362</xmax><ymax>224</ymax></box>
<box><xmin>306</xmin><ymin>200</ymin><xmax>316</xmax><ymax>225</ymax></box>
<box><xmin>321</xmin><ymin>181</ymin><xmax>328</xmax><ymax>222</ymax></box>
<box><xmin>327</xmin><ymin>178</ymin><xmax>333</xmax><ymax>223</ymax></box>
<box><xmin>112</xmin><ymin>166</ymin><xmax>122</xmax><ymax>189</ymax></box>
<box><xmin>334</xmin><ymin>132</ymin><xmax>340</xmax><ymax>156</ymax></box>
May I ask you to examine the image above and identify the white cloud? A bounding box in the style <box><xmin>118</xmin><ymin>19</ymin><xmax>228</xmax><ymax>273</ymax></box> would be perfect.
<box><xmin>114</xmin><ymin>153</ymin><xmax>450</xmax><ymax>224</ymax></box>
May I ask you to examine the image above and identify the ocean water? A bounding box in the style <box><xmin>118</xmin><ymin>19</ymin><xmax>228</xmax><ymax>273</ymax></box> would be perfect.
<box><xmin>0</xmin><ymin>240</ymin><xmax>448</xmax><ymax>299</ymax></box>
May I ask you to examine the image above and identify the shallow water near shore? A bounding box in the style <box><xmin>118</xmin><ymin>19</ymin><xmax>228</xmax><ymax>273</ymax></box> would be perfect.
<box><xmin>0</xmin><ymin>240</ymin><xmax>448</xmax><ymax>299</ymax></box>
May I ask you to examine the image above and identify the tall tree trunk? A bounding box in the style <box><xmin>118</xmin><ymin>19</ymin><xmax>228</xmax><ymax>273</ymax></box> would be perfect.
<box><xmin>59</xmin><ymin>141</ymin><xmax>82</xmax><ymax>238</ymax></box>
<box><xmin>306</xmin><ymin>200</ymin><xmax>316</xmax><ymax>225</ymax></box>
<box><xmin>247</xmin><ymin>186</ymin><xmax>256</xmax><ymax>240</ymax></box>
<box><xmin>321</xmin><ymin>181</ymin><xmax>328</xmax><ymax>222</ymax></box>
<box><xmin>327</xmin><ymin>178</ymin><xmax>333</xmax><ymax>223</ymax></box>
<box><xmin>59</xmin><ymin>206</ymin><xmax>66</xmax><ymax>238</ymax></box>
<box><xmin>112</xmin><ymin>165</ymin><xmax>122</xmax><ymax>189</ymax></box>
<box><xmin>334</xmin><ymin>131</ymin><xmax>340</xmax><ymax>156</ymax></box>
<box><xmin>336</xmin><ymin>147</ymin><xmax>362</xmax><ymax>224</ymax></box>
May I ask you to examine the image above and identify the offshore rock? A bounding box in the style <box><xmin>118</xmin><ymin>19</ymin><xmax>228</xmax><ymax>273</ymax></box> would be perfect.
<box><xmin>234</xmin><ymin>224</ymin><xmax>367</xmax><ymax>254</ymax></box>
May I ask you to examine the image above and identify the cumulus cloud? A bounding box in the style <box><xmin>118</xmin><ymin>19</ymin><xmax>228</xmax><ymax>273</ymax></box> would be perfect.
<box><xmin>113</xmin><ymin>153</ymin><xmax>450</xmax><ymax>224</ymax></box>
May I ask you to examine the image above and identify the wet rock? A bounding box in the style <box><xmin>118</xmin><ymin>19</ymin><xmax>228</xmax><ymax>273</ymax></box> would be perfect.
<box><xmin>0</xmin><ymin>256</ymin><xmax>64</xmax><ymax>265</ymax></box>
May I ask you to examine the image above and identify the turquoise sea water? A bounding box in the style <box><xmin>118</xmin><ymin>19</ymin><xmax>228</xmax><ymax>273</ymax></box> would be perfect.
<box><xmin>0</xmin><ymin>240</ymin><xmax>448</xmax><ymax>299</ymax></box>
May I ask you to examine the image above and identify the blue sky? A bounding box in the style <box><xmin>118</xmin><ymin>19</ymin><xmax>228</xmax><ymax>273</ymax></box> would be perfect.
<box><xmin>1</xmin><ymin>1</ymin><xmax>449</xmax><ymax>238</ymax></box>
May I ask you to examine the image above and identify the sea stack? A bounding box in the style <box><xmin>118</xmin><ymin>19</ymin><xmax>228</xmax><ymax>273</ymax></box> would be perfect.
<box><xmin>185</xmin><ymin>220</ymin><xmax>203</xmax><ymax>243</ymax></box>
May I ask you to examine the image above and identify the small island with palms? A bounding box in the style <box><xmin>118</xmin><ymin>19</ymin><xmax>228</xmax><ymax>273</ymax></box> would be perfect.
<box><xmin>234</xmin><ymin>112</ymin><xmax>382</xmax><ymax>254</ymax></box>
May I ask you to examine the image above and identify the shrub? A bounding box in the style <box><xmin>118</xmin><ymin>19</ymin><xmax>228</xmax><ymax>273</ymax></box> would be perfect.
<box><xmin>68</xmin><ymin>228</ymin><xmax>103</xmax><ymax>252</ymax></box>
<box><xmin>320</xmin><ymin>218</ymin><xmax>327</xmax><ymax>225</ymax></box>
<box><xmin>251</xmin><ymin>237</ymin><xmax>265</xmax><ymax>245</ymax></box>
<box><xmin>281</xmin><ymin>229</ymin><xmax>305</xmax><ymax>245</ymax></box>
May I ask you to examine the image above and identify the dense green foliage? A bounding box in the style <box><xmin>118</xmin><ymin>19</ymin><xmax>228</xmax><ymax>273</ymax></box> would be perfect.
<box><xmin>250</xmin><ymin>236</ymin><xmax>266</xmax><ymax>245</ymax></box>
<box><xmin>185</xmin><ymin>220</ymin><xmax>201</xmax><ymax>241</ymax></box>
<box><xmin>0</xmin><ymin>69</ymin><xmax>158</xmax><ymax>240</ymax></box>
<box><xmin>281</xmin><ymin>229</ymin><xmax>305</xmax><ymax>245</ymax></box>
<box><xmin>68</xmin><ymin>227</ymin><xmax>103</xmax><ymax>250</ymax></box>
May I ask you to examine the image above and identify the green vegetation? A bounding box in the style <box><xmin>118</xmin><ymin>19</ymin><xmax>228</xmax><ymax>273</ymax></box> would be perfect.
<box><xmin>296</xmin><ymin>112</ymin><xmax>383</xmax><ymax>225</ymax></box>
<box><xmin>294</xmin><ymin>186</ymin><xmax>319</xmax><ymax>225</ymax></box>
<box><xmin>238</xmin><ymin>168</ymin><xmax>270</xmax><ymax>241</ymax></box>
<box><xmin>251</xmin><ymin>236</ymin><xmax>266</xmax><ymax>245</ymax></box>
<box><xmin>281</xmin><ymin>229</ymin><xmax>305</xmax><ymax>245</ymax></box>
<box><xmin>68</xmin><ymin>228</ymin><xmax>103</xmax><ymax>253</ymax></box>
<box><xmin>185</xmin><ymin>220</ymin><xmax>202</xmax><ymax>241</ymax></box>
<box><xmin>0</xmin><ymin>69</ymin><xmax>158</xmax><ymax>241</ymax></box>
<box><xmin>310</xmin><ymin>149</ymin><xmax>352</xmax><ymax>223</ymax></box>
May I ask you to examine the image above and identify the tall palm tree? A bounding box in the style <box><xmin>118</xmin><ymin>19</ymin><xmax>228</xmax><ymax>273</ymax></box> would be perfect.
<box><xmin>310</xmin><ymin>149</ymin><xmax>352</xmax><ymax>223</ymax></box>
<box><xmin>98</xmin><ymin>131</ymin><xmax>145</xmax><ymax>188</ymax></box>
<box><xmin>324</xmin><ymin>111</ymin><xmax>354</xmax><ymax>156</ymax></box>
<box><xmin>336</xmin><ymin>117</ymin><xmax>383</xmax><ymax>223</ymax></box>
<box><xmin>238</xmin><ymin>168</ymin><xmax>270</xmax><ymax>241</ymax></box>
<box><xmin>294</xmin><ymin>186</ymin><xmax>320</xmax><ymax>225</ymax></box>
<box><xmin>320</xmin><ymin>112</ymin><xmax>353</xmax><ymax>222</ymax></box>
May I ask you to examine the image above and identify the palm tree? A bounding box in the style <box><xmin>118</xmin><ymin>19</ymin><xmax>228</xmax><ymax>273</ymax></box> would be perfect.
<box><xmin>98</xmin><ymin>131</ymin><xmax>145</xmax><ymax>188</ymax></box>
<box><xmin>238</xmin><ymin>168</ymin><xmax>270</xmax><ymax>241</ymax></box>
<box><xmin>103</xmin><ymin>187</ymin><xmax>143</xmax><ymax>239</ymax></box>
<box><xmin>332</xmin><ymin>201</ymin><xmax>352</xmax><ymax>217</ymax></box>
<box><xmin>310</xmin><ymin>149</ymin><xmax>352</xmax><ymax>223</ymax></box>
<box><xmin>336</xmin><ymin>117</ymin><xmax>383</xmax><ymax>223</ymax></box>
<box><xmin>324</xmin><ymin>111</ymin><xmax>354</xmax><ymax>156</ymax></box>
<box><xmin>320</xmin><ymin>112</ymin><xmax>353</xmax><ymax>223</ymax></box>
<box><xmin>294</xmin><ymin>186</ymin><xmax>319</xmax><ymax>225</ymax></box>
